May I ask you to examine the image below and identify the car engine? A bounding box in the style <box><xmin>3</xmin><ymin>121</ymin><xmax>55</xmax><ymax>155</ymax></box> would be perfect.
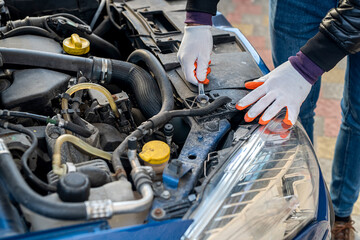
<box><xmin>0</xmin><ymin>0</ymin><xmax>270</xmax><ymax>236</ymax></box>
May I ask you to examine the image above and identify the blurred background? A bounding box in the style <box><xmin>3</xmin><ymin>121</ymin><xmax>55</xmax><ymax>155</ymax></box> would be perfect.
<box><xmin>217</xmin><ymin>0</ymin><xmax>360</xmax><ymax>235</ymax></box>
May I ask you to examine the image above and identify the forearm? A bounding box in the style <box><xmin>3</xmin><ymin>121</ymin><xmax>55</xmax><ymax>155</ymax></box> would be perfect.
<box><xmin>295</xmin><ymin>0</ymin><xmax>360</xmax><ymax>74</ymax></box>
<box><xmin>289</xmin><ymin>0</ymin><xmax>360</xmax><ymax>84</ymax></box>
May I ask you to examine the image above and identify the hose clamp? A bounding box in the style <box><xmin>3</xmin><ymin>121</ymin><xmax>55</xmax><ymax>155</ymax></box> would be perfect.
<box><xmin>100</xmin><ymin>58</ymin><xmax>108</xmax><ymax>84</ymax></box>
<box><xmin>0</xmin><ymin>110</ymin><xmax>10</xmax><ymax>116</ymax></box>
<box><xmin>60</xmin><ymin>109</ymin><xmax>80</xmax><ymax>115</ymax></box>
<box><xmin>85</xmin><ymin>199</ymin><xmax>113</xmax><ymax>219</ymax></box>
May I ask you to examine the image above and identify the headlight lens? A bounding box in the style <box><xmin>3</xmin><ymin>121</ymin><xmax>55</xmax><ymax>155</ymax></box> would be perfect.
<box><xmin>183</xmin><ymin>118</ymin><xmax>319</xmax><ymax>240</ymax></box>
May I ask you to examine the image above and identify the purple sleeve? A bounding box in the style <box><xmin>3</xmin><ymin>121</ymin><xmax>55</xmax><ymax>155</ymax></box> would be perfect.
<box><xmin>185</xmin><ymin>11</ymin><xmax>212</xmax><ymax>26</ymax></box>
<box><xmin>289</xmin><ymin>51</ymin><xmax>324</xmax><ymax>85</ymax></box>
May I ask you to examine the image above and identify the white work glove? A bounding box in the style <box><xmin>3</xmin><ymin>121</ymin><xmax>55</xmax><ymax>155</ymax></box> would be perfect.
<box><xmin>177</xmin><ymin>25</ymin><xmax>212</xmax><ymax>85</ymax></box>
<box><xmin>236</xmin><ymin>61</ymin><xmax>312</xmax><ymax>126</ymax></box>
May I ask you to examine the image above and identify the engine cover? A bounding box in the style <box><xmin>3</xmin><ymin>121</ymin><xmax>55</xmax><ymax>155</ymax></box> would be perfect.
<box><xmin>1</xmin><ymin>69</ymin><xmax>70</xmax><ymax>110</ymax></box>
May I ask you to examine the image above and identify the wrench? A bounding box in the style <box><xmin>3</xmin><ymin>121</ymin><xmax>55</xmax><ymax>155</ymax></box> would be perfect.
<box><xmin>197</xmin><ymin>83</ymin><xmax>209</xmax><ymax>106</ymax></box>
<box><xmin>194</xmin><ymin>61</ymin><xmax>211</xmax><ymax>106</ymax></box>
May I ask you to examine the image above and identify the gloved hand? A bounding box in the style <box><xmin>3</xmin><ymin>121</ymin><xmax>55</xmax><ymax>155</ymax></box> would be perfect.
<box><xmin>177</xmin><ymin>25</ymin><xmax>212</xmax><ymax>85</ymax></box>
<box><xmin>236</xmin><ymin>61</ymin><xmax>312</xmax><ymax>126</ymax></box>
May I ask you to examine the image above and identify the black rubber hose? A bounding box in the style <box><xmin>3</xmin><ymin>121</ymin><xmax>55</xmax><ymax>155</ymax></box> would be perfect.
<box><xmin>105</xmin><ymin>0</ymin><xmax>124</xmax><ymax>31</ymax></box>
<box><xmin>2</xmin><ymin>26</ymin><xmax>56</xmax><ymax>39</ymax></box>
<box><xmin>0</xmin><ymin>145</ymin><xmax>87</xmax><ymax>220</ymax></box>
<box><xmin>50</xmin><ymin>13</ymin><xmax>88</xmax><ymax>26</ymax></box>
<box><xmin>112</xmin><ymin>97</ymin><xmax>231</xmax><ymax>168</ymax></box>
<box><xmin>0</xmin><ymin>110</ymin><xmax>92</xmax><ymax>138</ymax></box>
<box><xmin>110</xmin><ymin>60</ymin><xmax>162</xmax><ymax>118</ymax></box>
<box><xmin>78</xmin><ymin>166</ymin><xmax>111</xmax><ymax>187</ymax></box>
<box><xmin>63</xmin><ymin>121</ymin><xmax>92</xmax><ymax>138</ymax></box>
<box><xmin>83</xmin><ymin>33</ymin><xmax>122</xmax><ymax>59</ymax></box>
<box><xmin>127</xmin><ymin>49</ymin><xmax>174</xmax><ymax>113</ymax></box>
<box><xmin>0</xmin><ymin>110</ymin><xmax>49</xmax><ymax>122</ymax></box>
<box><xmin>0</xmin><ymin>48</ymin><xmax>95</xmax><ymax>78</ymax></box>
<box><xmin>93</xmin><ymin>16</ymin><xmax>112</xmax><ymax>37</ymax></box>
<box><xmin>0</xmin><ymin>121</ymin><xmax>57</xmax><ymax>192</ymax></box>
<box><xmin>148</xmin><ymin>96</ymin><xmax>232</xmax><ymax>128</ymax></box>
<box><xmin>0</xmin><ymin>48</ymin><xmax>162</xmax><ymax>118</ymax></box>
<box><xmin>168</xmin><ymin>96</ymin><xmax>231</xmax><ymax>117</ymax></box>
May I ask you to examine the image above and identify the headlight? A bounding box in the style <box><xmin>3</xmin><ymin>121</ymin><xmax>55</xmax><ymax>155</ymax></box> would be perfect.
<box><xmin>182</xmin><ymin>117</ymin><xmax>319</xmax><ymax>240</ymax></box>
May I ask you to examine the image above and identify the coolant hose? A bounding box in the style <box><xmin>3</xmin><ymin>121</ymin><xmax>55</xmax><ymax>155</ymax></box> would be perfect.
<box><xmin>93</xmin><ymin>16</ymin><xmax>112</xmax><ymax>37</ymax></box>
<box><xmin>0</xmin><ymin>48</ymin><xmax>162</xmax><ymax>118</ymax></box>
<box><xmin>110</xmin><ymin>59</ymin><xmax>162</xmax><ymax>117</ymax></box>
<box><xmin>61</xmin><ymin>83</ymin><xmax>121</xmax><ymax>121</ymax></box>
<box><xmin>0</xmin><ymin>139</ymin><xmax>88</xmax><ymax>220</ymax></box>
<box><xmin>52</xmin><ymin>134</ymin><xmax>112</xmax><ymax>176</ymax></box>
<box><xmin>112</xmin><ymin>97</ymin><xmax>232</xmax><ymax>168</ymax></box>
<box><xmin>83</xmin><ymin>32</ymin><xmax>122</xmax><ymax>59</ymax></box>
<box><xmin>70</xmin><ymin>76</ymin><xmax>89</xmax><ymax>129</ymax></box>
<box><xmin>127</xmin><ymin>49</ymin><xmax>174</xmax><ymax>113</ymax></box>
<box><xmin>0</xmin><ymin>47</ymin><xmax>95</xmax><ymax>76</ymax></box>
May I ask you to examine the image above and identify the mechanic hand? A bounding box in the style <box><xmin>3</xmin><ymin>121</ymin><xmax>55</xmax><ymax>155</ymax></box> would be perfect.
<box><xmin>236</xmin><ymin>61</ymin><xmax>312</xmax><ymax>126</ymax></box>
<box><xmin>177</xmin><ymin>25</ymin><xmax>212</xmax><ymax>85</ymax></box>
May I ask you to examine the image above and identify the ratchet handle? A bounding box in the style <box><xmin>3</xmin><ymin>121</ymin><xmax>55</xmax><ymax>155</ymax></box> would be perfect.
<box><xmin>193</xmin><ymin>61</ymin><xmax>211</xmax><ymax>85</ymax></box>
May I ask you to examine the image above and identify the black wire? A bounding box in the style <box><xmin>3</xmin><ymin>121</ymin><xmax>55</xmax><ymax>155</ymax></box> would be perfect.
<box><xmin>0</xmin><ymin>110</ymin><xmax>92</xmax><ymax>138</ymax></box>
<box><xmin>0</xmin><ymin>121</ymin><xmax>57</xmax><ymax>192</ymax></box>
<box><xmin>0</xmin><ymin>110</ymin><xmax>50</xmax><ymax>122</ymax></box>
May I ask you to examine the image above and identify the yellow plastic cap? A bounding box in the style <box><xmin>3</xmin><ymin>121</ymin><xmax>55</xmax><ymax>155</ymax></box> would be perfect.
<box><xmin>63</xmin><ymin>34</ymin><xmax>90</xmax><ymax>55</ymax></box>
<box><xmin>139</xmin><ymin>140</ymin><xmax>170</xmax><ymax>165</ymax></box>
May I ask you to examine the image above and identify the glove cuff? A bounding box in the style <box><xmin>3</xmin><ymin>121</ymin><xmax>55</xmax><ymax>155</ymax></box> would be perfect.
<box><xmin>185</xmin><ymin>11</ymin><xmax>212</xmax><ymax>26</ymax></box>
<box><xmin>289</xmin><ymin>51</ymin><xmax>324</xmax><ymax>85</ymax></box>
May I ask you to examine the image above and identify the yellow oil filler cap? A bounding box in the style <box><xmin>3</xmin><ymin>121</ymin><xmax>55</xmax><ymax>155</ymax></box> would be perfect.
<box><xmin>139</xmin><ymin>140</ymin><xmax>170</xmax><ymax>165</ymax></box>
<box><xmin>63</xmin><ymin>34</ymin><xmax>90</xmax><ymax>55</ymax></box>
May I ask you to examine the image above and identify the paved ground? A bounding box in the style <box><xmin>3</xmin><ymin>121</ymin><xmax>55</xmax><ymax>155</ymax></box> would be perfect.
<box><xmin>218</xmin><ymin>0</ymin><xmax>360</xmax><ymax>237</ymax></box>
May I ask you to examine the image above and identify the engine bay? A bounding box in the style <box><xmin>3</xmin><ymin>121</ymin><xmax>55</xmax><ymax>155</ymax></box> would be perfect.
<box><xmin>0</xmin><ymin>0</ymin><xmax>267</xmax><ymax>236</ymax></box>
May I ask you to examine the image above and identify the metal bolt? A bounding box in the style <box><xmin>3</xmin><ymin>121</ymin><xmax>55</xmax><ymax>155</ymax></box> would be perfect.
<box><xmin>188</xmin><ymin>194</ymin><xmax>196</xmax><ymax>202</ymax></box>
<box><xmin>151</xmin><ymin>208</ymin><xmax>165</xmax><ymax>220</ymax></box>
<box><xmin>154</xmin><ymin>208</ymin><xmax>162</xmax><ymax>215</ymax></box>
<box><xmin>226</xmin><ymin>102</ymin><xmax>236</xmax><ymax>110</ymax></box>
<box><xmin>161</xmin><ymin>190</ymin><xmax>171</xmax><ymax>199</ymax></box>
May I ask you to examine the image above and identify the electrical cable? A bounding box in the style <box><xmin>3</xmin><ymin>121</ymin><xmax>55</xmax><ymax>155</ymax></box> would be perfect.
<box><xmin>0</xmin><ymin>110</ymin><xmax>92</xmax><ymax>138</ymax></box>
